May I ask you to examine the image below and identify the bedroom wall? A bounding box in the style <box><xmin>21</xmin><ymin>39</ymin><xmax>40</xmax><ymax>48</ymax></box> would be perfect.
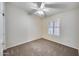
<box><xmin>5</xmin><ymin>3</ymin><xmax>43</xmax><ymax>49</ymax></box>
<box><xmin>43</xmin><ymin>8</ymin><xmax>79</xmax><ymax>49</ymax></box>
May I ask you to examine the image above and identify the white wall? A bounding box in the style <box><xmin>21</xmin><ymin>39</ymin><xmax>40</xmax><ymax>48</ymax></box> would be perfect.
<box><xmin>5</xmin><ymin>4</ymin><xmax>43</xmax><ymax>48</ymax></box>
<box><xmin>43</xmin><ymin>8</ymin><xmax>79</xmax><ymax>49</ymax></box>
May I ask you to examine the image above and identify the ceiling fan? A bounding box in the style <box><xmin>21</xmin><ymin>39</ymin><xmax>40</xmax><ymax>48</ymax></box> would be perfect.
<box><xmin>33</xmin><ymin>2</ymin><xmax>46</xmax><ymax>17</ymax></box>
<box><xmin>28</xmin><ymin>2</ymin><xmax>66</xmax><ymax>17</ymax></box>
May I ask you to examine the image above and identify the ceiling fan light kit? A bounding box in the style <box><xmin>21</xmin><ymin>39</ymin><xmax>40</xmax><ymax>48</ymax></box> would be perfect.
<box><xmin>34</xmin><ymin>10</ymin><xmax>44</xmax><ymax>17</ymax></box>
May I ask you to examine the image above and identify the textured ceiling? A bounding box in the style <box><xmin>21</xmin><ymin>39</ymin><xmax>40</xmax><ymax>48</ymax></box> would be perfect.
<box><xmin>6</xmin><ymin>2</ymin><xmax>79</xmax><ymax>17</ymax></box>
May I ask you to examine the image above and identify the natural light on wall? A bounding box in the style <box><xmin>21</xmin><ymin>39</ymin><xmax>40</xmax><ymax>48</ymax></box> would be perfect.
<box><xmin>48</xmin><ymin>19</ymin><xmax>60</xmax><ymax>36</ymax></box>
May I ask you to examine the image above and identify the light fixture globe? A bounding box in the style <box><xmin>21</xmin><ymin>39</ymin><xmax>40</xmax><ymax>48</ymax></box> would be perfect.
<box><xmin>34</xmin><ymin>10</ymin><xmax>44</xmax><ymax>17</ymax></box>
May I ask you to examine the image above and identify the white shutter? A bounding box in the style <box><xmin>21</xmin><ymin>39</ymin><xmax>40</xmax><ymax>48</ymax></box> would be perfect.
<box><xmin>54</xmin><ymin>19</ymin><xmax>60</xmax><ymax>36</ymax></box>
<box><xmin>48</xmin><ymin>22</ymin><xmax>54</xmax><ymax>35</ymax></box>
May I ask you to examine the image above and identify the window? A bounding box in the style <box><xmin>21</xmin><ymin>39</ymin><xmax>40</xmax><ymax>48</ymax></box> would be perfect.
<box><xmin>48</xmin><ymin>19</ymin><xmax>60</xmax><ymax>36</ymax></box>
<box><xmin>48</xmin><ymin>22</ymin><xmax>54</xmax><ymax>35</ymax></box>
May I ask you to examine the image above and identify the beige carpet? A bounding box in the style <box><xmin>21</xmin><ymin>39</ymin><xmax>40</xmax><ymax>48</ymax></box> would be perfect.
<box><xmin>3</xmin><ymin>38</ymin><xmax>78</xmax><ymax>56</ymax></box>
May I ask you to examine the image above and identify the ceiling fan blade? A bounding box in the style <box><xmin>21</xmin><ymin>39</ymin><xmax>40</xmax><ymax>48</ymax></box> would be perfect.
<box><xmin>43</xmin><ymin>8</ymin><xmax>61</xmax><ymax>16</ymax></box>
<box><xmin>11</xmin><ymin>2</ymin><xmax>39</xmax><ymax>12</ymax></box>
<box><xmin>33</xmin><ymin>2</ymin><xmax>42</xmax><ymax>8</ymax></box>
<box><xmin>26</xmin><ymin>2</ymin><xmax>40</xmax><ymax>10</ymax></box>
<box><xmin>40</xmin><ymin>2</ymin><xmax>45</xmax><ymax>9</ymax></box>
<box><xmin>45</xmin><ymin>3</ymin><xmax>67</xmax><ymax>9</ymax></box>
<box><xmin>28</xmin><ymin>9</ymin><xmax>37</xmax><ymax>15</ymax></box>
<box><xmin>27</xmin><ymin>2</ymin><xmax>38</xmax><ymax>8</ymax></box>
<box><xmin>30</xmin><ymin>7</ymin><xmax>39</xmax><ymax>10</ymax></box>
